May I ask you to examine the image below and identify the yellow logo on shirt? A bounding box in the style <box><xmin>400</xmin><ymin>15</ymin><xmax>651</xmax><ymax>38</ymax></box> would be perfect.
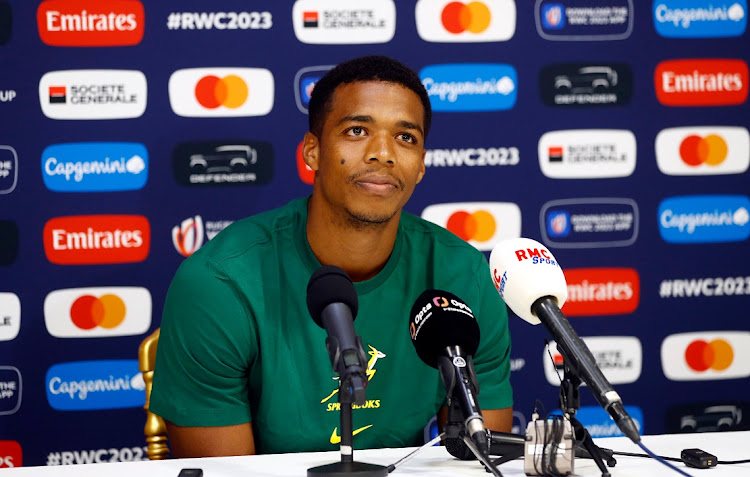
<box><xmin>320</xmin><ymin>344</ymin><xmax>386</xmax><ymax>404</ymax></box>
<box><xmin>329</xmin><ymin>425</ymin><xmax>374</xmax><ymax>444</ymax></box>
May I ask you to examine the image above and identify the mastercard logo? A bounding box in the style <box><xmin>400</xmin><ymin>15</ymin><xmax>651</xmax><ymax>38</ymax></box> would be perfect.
<box><xmin>685</xmin><ymin>339</ymin><xmax>733</xmax><ymax>372</ymax></box>
<box><xmin>44</xmin><ymin>287</ymin><xmax>151</xmax><ymax>338</ymax></box>
<box><xmin>442</xmin><ymin>2</ymin><xmax>491</xmax><ymax>34</ymax></box>
<box><xmin>70</xmin><ymin>294</ymin><xmax>126</xmax><ymax>330</ymax></box>
<box><xmin>446</xmin><ymin>210</ymin><xmax>496</xmax><ymax>242</ymax></box>
<box><xmin>195</xmin><ymin>75</ymin><xmax>248</xmax><ymax>109</ymax></box>
<box><xmin>679</xmin><ymin>135</ymin><xmax>727</xmax><ymax>167</ymax></box>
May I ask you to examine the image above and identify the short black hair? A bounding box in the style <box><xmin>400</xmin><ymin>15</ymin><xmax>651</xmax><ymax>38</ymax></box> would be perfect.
<box><xmin>308</xmin><ymin>55</ymin><xmax>432</xmax><ymax>140</ymax></box>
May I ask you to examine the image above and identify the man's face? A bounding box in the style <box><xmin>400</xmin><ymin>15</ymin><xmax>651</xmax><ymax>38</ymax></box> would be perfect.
<box><xmin>304</xmin><ymin>81</ymin><xmax>426</xmax><ymax>226</ymax></box>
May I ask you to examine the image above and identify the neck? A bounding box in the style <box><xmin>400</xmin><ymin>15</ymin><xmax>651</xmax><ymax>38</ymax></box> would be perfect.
<box><xmin>306</xmin><ymin>195</ymin><xmax>400</xmax><ymax>282</ymax></box>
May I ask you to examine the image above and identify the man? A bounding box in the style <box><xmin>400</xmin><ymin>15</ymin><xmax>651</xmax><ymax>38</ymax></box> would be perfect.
<box><xmin>150</xmin><ymin>56</ymin><xmax>513</xmax><ymax>457</ymax></box>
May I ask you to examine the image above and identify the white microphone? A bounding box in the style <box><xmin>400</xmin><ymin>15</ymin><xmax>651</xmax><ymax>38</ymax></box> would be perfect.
<box><xmin>489</xmin><ymin>238</ymin><xmax>640</xmax><ymax>443</ymax></box>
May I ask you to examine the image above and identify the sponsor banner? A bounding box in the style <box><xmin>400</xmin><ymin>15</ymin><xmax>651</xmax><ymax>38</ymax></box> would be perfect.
<box><xmin>562</xmin><ymin>268</ymin><xmax>640</xmax><ymax>316</ymax></box>
<box><xmin>659</xmin><ymin>276</ymin><xmax>750</xmax><ymax>298</ymax></box>
<box><xmin>655</xmin><ymin>59</ymin><xmax>749</xmax><ymax>106</ymax></box>
<box><xmin>0</xmin><ymin>88</ymin><xmax>15</xmax><ymax>103</ymax></box>
<box><xmin>42</xmin><ymin>142</ymin><xmax>148</xmax><ymax>192</ymax></box>
<box><xmin>538</xmin><ymin>129</ymin><xmax>636</xmax><ymax>179</ymax></box>
<box><xmin>0</xmin><ymin>366</ymin><xmax>21</xmax><ymax>415</ymax></box>
<box><xmin>544</xmin><ymin>336</ymin><xmax>642</xmax><ymax>385</ymax></box>
<box><xmin>420</xmin><ymin>63</ymin><xmax>517</xmax><ymax>112</ymax></box>
<box><xmin>0</xmin><ymin>1</ymin><xmax>10</xmax><ymax>45</ymax></box>
<box><xmin>37</xmin><ymin>0</ymin><xmax>144</xmax><ymax>46</ymax></box>
<box><xmin>653</xmin><ymin>0</ymin><xmax>747</xmax><ymax>38</ymax></box>
<box><xmin>655</xmin><ymin>126</ymin><xmax>750</xmax><ymax>176</ymax></box>
<box><xmin>44</xmin><ymin>287</ymin><xmax>151</xmax><ymax>338</ymax></box>
<box><xmin>421</xmin><ymin>202</ymin><xmax>522</xmax><ymax>251</ymax></box>
<box><xmin>172</xmin><ymin>141</ymin><xmax>273</xmax><ymax>186</ymax></box>
<box><xmin>43</xmin><ymin>215</ymin><xmax>150</xmax><ymax>265</ymax></box>
<box><xmin>0</xmin><ymin>292</ymin><xmax>20</xmax><ymax>342</ymax></box>
<box><xmin>541</xmin><ymin>198</ymin><xmax>639</xmax><ymax>248</ymax></box>
<box><xmin>0</xmin><ymin>220</ymin><xmax>19</xmax><ymax>266</ymax></box>
<box><xmin>535</xmin><ymin>0</ymin><xmax>633</xmax><ymax>40</ymax></box>
<box><xmin>294</xmin><ymin>65</ymin><xmax>333</xmax><ymax>114</ymax></box>
<box><xmin>0</xmin><ymin>440</ymin><xmax>21</xmax><ymax>468</ymax></box>
<box><xmin>39</xmin><ymin>69</ymin><xmax>147</xmax><ymax>120</ymax></box>
<box><xmin>658</xmin><ymin>195</ymin><xmax>750</xmax><ymax>243</ymax></box>
<box><xmin>424</xmin><ymin>146</ymin><xmax>519</xmax><ymax>167</ymax></box>
<box><xmin>292</xmin><ymin>0</ymin><xmax>396</xmax><ymax>44</ymax></box>
<box><xmin>45</xmin><ymin>446</ymin><xmax>148</xmax><ymax>465</ymax></box>
<box><xmin>45</xmin><ymin>360</ymin><xmax>145</xmax><ymax>410</ymax></box>
<box><xmin>665</xmin><ymin>402</ymin><xmax>750</xmax><ymax>433</ymax></box>
<box><xmin>172</xmin><ymin>215</ymin><xmax>233</xmax><ymax>257</ymax></box>
<box><xmin>661</xmin><ymin>331</ymin><xmax>750</xmax><ymax>381</ymax></box>
<box><xmin>415</xmin><ymin>0</ymin><xmax>516</xmax><ymax>42</ymax></box>
<box><xmin>568</xmin><ymin>406</ymin><xmax>643</xmax><ymax>438</ymax></box>
<box><xmin>0</xmin><ymin>145</ymin><xmax>18</xmax><ymax>194</ymax></box>
<box><xmin>539</xmin><ymin>63</ymin><xmax>633</xmax><ymax>106</ymax></box>
<box><xmin>165</xmin><ymin>11</ymin><xmax>272</xmax><ymax>31</ymax></box>
<box><xmin>297</xmin><ymin>140</ymin><xmax>315</xmax><ymax>185</ymax></box>
<box><xmin>168</xmin><ymin>67</ymin><xmax>274</xmax><ymax>117</ymax></box>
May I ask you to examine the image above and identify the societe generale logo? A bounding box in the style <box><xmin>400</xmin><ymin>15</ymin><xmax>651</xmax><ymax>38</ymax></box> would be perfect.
<box><xmin>655</xmin><ymin>59</ymin><xmax>749</xmax><ymax>106</ymax></box>
<box><xmin>415</xmin><ymin>0</ymin><xmax>516</xmax><ymax>42</ymax></box>
<box><xmin>421</xmin><ymin>202</ymin><xmax>522</xmax><ymax>251</ymax></box>
<box><xmin>562</xmin><ymin>267</ymin><xmax>640</xmax><ymax>316</ymax></box>
<box><xmin>661</xmin><ymin>331</ymin><xmax>750</xmax><ymax>381</ymax></box>
<box><xmin>656</xmin><ymin>126</ymin><xmax>750</xmax><ymax>176</ymax></box>
<box><xmin>37</xmin><ymin>0</ymin><xmax>144</xmax><ymax>47</ymax></box>
<box><xmin>44</xmin><ymin>287</ymin><xmax>151</xmax><ymax>338</ymax></box>
<box><xmin>538</xmin><ymin>129</ymin><xmax>637</xmax><ymax>179</ymax></box>
<box><xmin>0</xmin><ymin>440</ymin><xmax>21</xmax><ymax>468</ymax></box>
<box><xmin>292</xmin><ymin>0</ymin><xmax>396</xmax><ymax>44</ymax></box>
<box><xmin>0</xmin><ymin>293</ymin><xmax>20</xmax><ymax>342</ymax></box>
<box><xmin>169</xmin><ymin>68</ymin><xmax>274</xmax><ymax>117</ymax></box>
<box><xmin>297</xmin><ymin>140</ymin><xmax>315</xmax><ymax>184</ymax></box>
<box><xmin>544</xmin><ymin>336</ymin><xmax>642</xmax><ymax>385</ymax></box>
<box><xmin>43</xmin><ymin>215</ymin><xmax>150</xmax><ymax>265</ymax></box>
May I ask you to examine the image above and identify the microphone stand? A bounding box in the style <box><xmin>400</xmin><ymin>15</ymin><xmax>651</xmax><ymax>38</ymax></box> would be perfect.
<box><xmin>558</xmin><ymin>354</ymin><xmax>617</xmax><ymax>477</ymax></box>
<box><xmin>308</xmin><ymin>351</ymin><xmax>387</xmax><ymax>476</ymax></box>
<box><xmin>444</xmin><ymin>399</ymin><xmax>504</xmax><ymax>477</ymax></box>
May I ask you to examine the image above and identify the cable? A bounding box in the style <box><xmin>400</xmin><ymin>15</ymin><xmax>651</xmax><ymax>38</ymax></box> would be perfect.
<box><xmin>612</xmin><ymin>450</ymin><xmax>750</xmax><ymax>465</ymax></box>
<box><xmin>637</xmin><ymin>441</ymin><xmax>693</xmax><ymax>477</ymax></box>
<box><xmin>386</xmin><ymin>432</ymin><xmax>443</xmax><ymax>473</ymax></box>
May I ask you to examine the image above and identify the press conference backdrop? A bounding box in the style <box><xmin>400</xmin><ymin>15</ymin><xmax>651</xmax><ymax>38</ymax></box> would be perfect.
<box><xmin>0</xmin><ymin>0</ymin><xmax>749</xmax><ymax>468</ymax></box>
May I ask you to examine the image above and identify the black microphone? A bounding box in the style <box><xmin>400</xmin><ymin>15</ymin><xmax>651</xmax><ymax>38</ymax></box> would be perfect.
<box><xmin>446</xmin><ymin>429</ymin><xmax>525</xmax><ymax>460</ymax></box>
<box><xmin>409</xmin><ymin>289</ymin><xmax>488</xmax><ymax>457</ymax></box>
<box><xmin>307</xmin><ymin>266</ymin><xmax>368</xmax><ymax>404</ymax></box>
<box><xmin>490</xmin><ymin>238</ymin><xmax>641</xmax><ymax>443</ymax></box>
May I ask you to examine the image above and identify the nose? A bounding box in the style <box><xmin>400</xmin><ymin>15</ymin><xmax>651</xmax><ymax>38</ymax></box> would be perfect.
<box><xmin>365</xmin><ymin>133</ymin><xmax>394</xmax><ymax>165</ymax></box>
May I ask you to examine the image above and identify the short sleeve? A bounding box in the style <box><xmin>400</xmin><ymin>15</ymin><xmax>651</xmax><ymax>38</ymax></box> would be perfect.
<box><xmin>149</xmin><ymin>255</ymin><xmax>257</xmax><ymax>426</ymax></box>
<box><xmin>471</xmin><ymin>254</ymin><xmax>513</xmax><ymax>410</ymax></box>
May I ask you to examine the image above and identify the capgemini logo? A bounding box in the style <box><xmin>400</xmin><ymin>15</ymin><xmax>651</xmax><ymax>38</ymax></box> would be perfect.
<box><xmin>172</xmin><ymin>216</ymin><xmax>204</xmax><ymax>257</ymax></box>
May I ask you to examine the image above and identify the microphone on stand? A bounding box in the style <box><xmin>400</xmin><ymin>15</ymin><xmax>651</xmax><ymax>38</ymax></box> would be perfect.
<box><xmin>408</xmin><ymin>289</ymin><xmax>489</xmax><ymax>457</ymax></box>
<box><xmin>489</xmin><ymin>238</ymin><xmax>640</xmax><ymax>443</ymax></box>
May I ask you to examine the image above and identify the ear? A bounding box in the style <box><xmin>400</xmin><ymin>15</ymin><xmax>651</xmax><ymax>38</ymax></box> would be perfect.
<box><xmin>302</xmin><ymin>132</ymin><xmax>320</xmax><ymax>171</ymax></box>
<box><xmin>416</xmin><ymin>148</ymin><xmax>426</xmax><ymax>184</ymax></box>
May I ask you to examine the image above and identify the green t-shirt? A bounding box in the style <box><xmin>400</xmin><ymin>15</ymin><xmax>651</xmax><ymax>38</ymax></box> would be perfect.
<box><xmin>150</xmin><ymin>197</ymin><xmax>512</xmax><ymax>454</ymax></box>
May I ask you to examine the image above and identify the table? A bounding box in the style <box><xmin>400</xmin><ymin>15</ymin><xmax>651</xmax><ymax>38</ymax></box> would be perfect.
<box><xmin>5</xmin><ymin>431</ymin><xmax>750</xmax><ymax>476</ymax></box>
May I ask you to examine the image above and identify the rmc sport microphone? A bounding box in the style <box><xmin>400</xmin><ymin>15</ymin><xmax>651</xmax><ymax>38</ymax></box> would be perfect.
<box><xmin>409</xmin><ymin>289</ymin><xmax>489</xmax><ymax>457</ymax></box>
<box><xmin>489</xmin><ymin>238</ymin><xmax>641</xmax><ymax>443</ymax></box>
<box><xmin>307</xmin><ymin>265</ymin><xmax>368</xmax><ymax>405</ymax></box>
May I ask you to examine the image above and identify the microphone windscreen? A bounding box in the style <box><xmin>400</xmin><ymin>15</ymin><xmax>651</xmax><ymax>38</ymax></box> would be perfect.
<box><xmin>489</xmin><ymin>238</ymin><xmax>568</xmax><ymax>325</ymax></box>
<box><xmin>409</xmin><ymin>290</ymin><xmax>480</xmax><ymax>368</ymax></box>
<box><xmin>306</xmin><ymin>265</ymin><xmax>358</xmax><ymax>328</ymax></box>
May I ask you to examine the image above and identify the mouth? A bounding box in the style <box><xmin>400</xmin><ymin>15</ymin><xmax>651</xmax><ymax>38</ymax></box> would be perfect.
<box><xmin>350</xmin><ymin>171</ymin><xmax>403</xmax><ymax>195</ymax></box>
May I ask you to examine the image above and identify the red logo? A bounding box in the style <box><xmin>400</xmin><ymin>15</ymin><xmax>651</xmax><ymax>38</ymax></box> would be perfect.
<box><xmin>685</xmin><ymin>339</ymin><xmax>734</xmax><ymax>372</ymax></box>
<box><xmin>679</xmin><ymin>134</ymin><xmax>728</xmax><ymax>167</ymax></box>
<box><xmin>562</xmin><ymin>268</ymin><xmax>640</xmax><ymax>316</ymax></box>
<box><xmin>43</xmin><ymin>215</ymin><xmax>150</xmax><ymax>265</ymax></box>
<box><xmin>303</xmin><ymin>11</ymin><xmax>319</xmax><ymax>28</ymax></box>
<box><xmin>37</xmin><ymin>0</ymin><xmax>145</xmax><ymax>47</ymax></box>
<box><xmin>655</xmin><ymin>59</ymin><xmax>749</xmax><ymax>106</ymax></box>
<box><xmin>195</xmin><ymin>75</ymin><xmax>248</xmax><ymax>109</ymax></box>
<box><xmin>297</xmin><ymin>140</ymin><xmax>315</xmax><ymax>185</ymax></box>
<box><xmin>0</xmin><ymin>441</ymin><xmax>21</xmax><ymax>468</ymax></box>
<box><xmin>441</xmin><ymin>2</ymin><xmax>491</xmax><ymax>34</ymax></box>
<box><xmin>70</xmin><ymin>294</ymin><xmax>126</xmax><ymax>330</ymax></box>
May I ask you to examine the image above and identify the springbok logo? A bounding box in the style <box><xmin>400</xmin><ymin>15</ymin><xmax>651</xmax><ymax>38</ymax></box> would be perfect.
<box><xmin>321</xmin><ymin>345</ymin><xmax>386</xmax><ymax>404</ymax></box>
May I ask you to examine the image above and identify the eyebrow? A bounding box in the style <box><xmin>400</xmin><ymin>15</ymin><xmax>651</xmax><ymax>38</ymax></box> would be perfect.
<box><xmin>337</xmin><ymin>115</ymin><xmax>425</xmax><ymax>137</ymax></box>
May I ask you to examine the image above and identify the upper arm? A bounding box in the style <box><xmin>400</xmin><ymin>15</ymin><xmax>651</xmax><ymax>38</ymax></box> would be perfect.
<box><xmin>150</xmin><ymin>256</ymin><xmax>257</xmax><ymax>427</ymax></box>
<box><xmin>166</xmin><ymin>421</ymin><xmax>256</xmax><ymax>458</ymax></box>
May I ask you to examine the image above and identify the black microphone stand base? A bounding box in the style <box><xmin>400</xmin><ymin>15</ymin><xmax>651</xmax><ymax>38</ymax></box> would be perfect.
<box><xmin>307</xmin><ymin>461</ymin><xmax>388</xmax><ymax>477</ymax></box>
